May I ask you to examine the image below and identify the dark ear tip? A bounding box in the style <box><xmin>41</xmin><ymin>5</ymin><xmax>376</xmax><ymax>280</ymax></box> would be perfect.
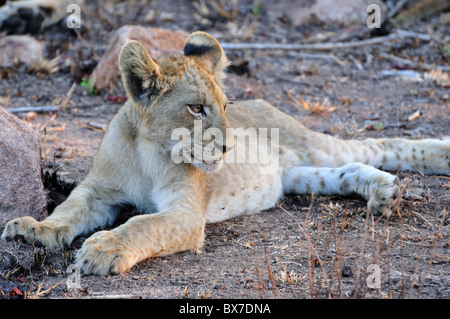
<box><xmin>183</xmin><ymin>31</ymin><xmax>228</xmax><ymax>83</ymax></box>
<box><xmin>184</xmin><ymin>43</ymin><xmax>214</xmax><ymax>57</ymax></box>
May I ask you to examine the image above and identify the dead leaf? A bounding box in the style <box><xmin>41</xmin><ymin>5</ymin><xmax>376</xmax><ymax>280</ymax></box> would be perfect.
<box><xmin>107</xmin><ymin>95</ymin><xmax>127</xmax><ymax>102</ymax></box>
<box><xmin>16</xmin><ymin>273</ymin><xmax>29</xmax><ymax>283</ymax></box>
<box><xmin>9</xmin><ymin>287</ymin><xmax>24</xmax><ymax>299</ymax></box>
<box><xmin>407</xmin><ymin>110</ymin><xmax>422</xmax><ymax>122</ymax></box>
<box><xmin>300</xmin><ymin>97</ymin><xmax>309</xmax><ymax>110</ymax></box>
<box><xmin>340</xmin><ymin>96</ymin><xmax>354</xmax><ymax>105</ymax></box>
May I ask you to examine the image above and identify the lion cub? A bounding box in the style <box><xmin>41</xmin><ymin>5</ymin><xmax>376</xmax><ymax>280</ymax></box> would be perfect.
<box><xmin>2</xmin><ymin>32</ymin><xmax>449</xmax><ymax>275</ymax></box>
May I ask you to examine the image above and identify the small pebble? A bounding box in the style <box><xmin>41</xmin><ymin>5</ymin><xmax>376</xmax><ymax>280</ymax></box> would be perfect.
<box><xmin>342</xmin><ymin>265</ymin><xmax>352</xmax><ymax>277</ymax></box>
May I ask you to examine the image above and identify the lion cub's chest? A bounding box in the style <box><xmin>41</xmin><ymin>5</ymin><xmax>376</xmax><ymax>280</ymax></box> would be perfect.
<box><xmin>204</xmin><ymin>161</ymin><xmax>283</xmax><ymax>223</ymax></box>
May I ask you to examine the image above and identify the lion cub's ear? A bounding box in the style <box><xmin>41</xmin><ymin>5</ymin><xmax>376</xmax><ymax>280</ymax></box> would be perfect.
<box><xmin>119</xmin><ymin>40</ymin><xmax>165</xmax><ymax>106</ymax></box>
<box><xmin>184</xmin><ymin>31</ymin><xmax>229</xmax><ymax>84</ymax></box>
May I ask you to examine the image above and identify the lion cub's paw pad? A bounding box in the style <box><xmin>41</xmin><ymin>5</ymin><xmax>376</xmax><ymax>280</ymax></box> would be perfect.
<box><xmin>2</xmin><ymin>217</ymin><xmax>44</xmax><ymax>245</ymax></box>
<box><xmin>76</xmin><ymin>231</ymin><xmax>136</xmax><ymax>275</ymax></box>
<box><xmin>368</xmin><ymin>176</ymin><xmax>401</xmax><ymax>217</ymax></box>
<box><xmin>2</xmin><ymin>216</ymin><xmax>71</xmax><ymax>248</ymax></box>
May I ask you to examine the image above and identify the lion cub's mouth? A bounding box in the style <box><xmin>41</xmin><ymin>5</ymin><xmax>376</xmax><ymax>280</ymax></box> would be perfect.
<box><xmin>190</xmin><ymin>151</ymin><xmax>226</xmax><ymax>165</ymax></box>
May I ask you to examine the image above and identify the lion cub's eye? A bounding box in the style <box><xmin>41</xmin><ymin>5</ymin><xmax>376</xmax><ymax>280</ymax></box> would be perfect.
<box><xmin>188</xmin><ymin>104</ymin><xmax>204</xmax><ymax>115</ymax></box>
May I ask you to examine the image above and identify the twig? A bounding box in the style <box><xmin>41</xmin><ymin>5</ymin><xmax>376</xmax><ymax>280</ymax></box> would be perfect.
<box><xmin>39</xmin><ymin>113</ymin><xmax>58</xmax><ymax>131</ymax></box>
<box><xmin>353</xmin><ymin>208</ymin><xmax>372</xmax><ymax>298</ymax></box>
<box><xmin>9</xmin><ymin>105</ymin><xmax>61</xmax><ymax>114</ymax></box>
<box><xmin>393</xmin><ymin>29</ymin><xmax>434</xmax><ymax>42</ymax></box>
<box><xmin>306</xmin><ymin>233</ymin><xmax>314</xmax><ymax>298</ymax></box>
<box><xmin>263</xmin><ymin>231</ymin><xmax>280</xmax><ymax>299</ymax></box>
<box><xmin>61</xmin><ymin>82</ymin><xmax>77</xmax><ymax>111</ymax></box>
<box><xmin>85</xmin><ymin>121</ymin><xmax>107</xmax><ymax>132</ymax></box>
<box><xmin>32</xmin><ymin>282</ymin><xmax>62</xmax><ymax>299</ymax></box>
<box><xmin>412</xmin><ymin>165</ymin><xmax>425</xmax><ymax>177</ymax></box>
<box><xmin>285</xmin><ymin>52</ymin><xmax>346</xmax><ymax>66</ymax></box>
<box><xmin>392</xmin><ymin>0</ymin><xmax>450</xmax><ymax>29</ymax></box>
<box><xmin>348</xmin><ymin>55</ymin><xmax>364</xmax><ymax>71</ymax></box>
<box><xmin>274</xmin><ymin>94</ymin><xmax>303</xmax><ymax>110</ymax></box>
<box><xmin>285</xmin><ymin>90</ymin><xmax>303</xmax><ymax>108</ymax></box>
<box><xmin>379</xmin><ymin>52</ymin><xmax>450</xmax><ymax>71</ymax></box>
<box><xmin>407</xmin><ymin>110</ymin><xmax>422</xmax><ymax>122</ymax></box>
<box><xmin>252</xmin><ymin>237</ymin><xmax>266</xmax><ymax>299</ymax></box>
<box><xmin>387</xmin><ymin>0</ymin><xmax>409</xmax><ymax>19</ymax></box>
<box><xmin>8</xmin><ymin>103</ymin><xmax>99</xmax><ymax>114</ymax></box>
<box><xmin>87</xmin><ymin>122</ymin><xmax>108</xmax><ymax>132</ymax></box>
<box><xmin>4</xmin><ymin>250</ymin><xmax>20</xmax><ymax>265</ymax></box>
<box><xmin>221</xmin><ymin>30</ymin><xmax>435</xmax><ymax>51</ymax></box>
<box><xmin>279</xmin><ymin>259</ymin><xmax>298</xmax><ymax>298</ymax></box>
<box><xmin>411</xmin><ymin>211</ymin><xmax>434</xmax><ymax>228</ymax></box>
<box><xmin>332</xmin><ymin>210</ymin><xmax>343</xmax><ymax>299</ymax></box>
<box><xmin>221</xmin><ymin>33</ymin><xmax>399</xmax><ymax>51</ymax></box>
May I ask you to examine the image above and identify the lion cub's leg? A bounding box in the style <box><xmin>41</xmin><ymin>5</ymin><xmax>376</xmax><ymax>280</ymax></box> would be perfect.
<box><xmin>245</xmin><ymin>100</ymin><xmax>448</xmax><ymax>174</ymax></box>
<box><xmin>75</xmin><ymin>177</ymin><xmax>207</xmax><ymax>275</ymax></box>
<box><xmin>300</xmin><ymin>133</ymin><xmax>449</xmax><ymax>175</ymax></box>
<box><xmin>364</xmin><ymin>138</ymin><xmax>450</xmax><ymax>175</ymax></box>
<box><xmin>76</xmin><ymin>209</ymin><xmax>205</xmax><ymax>275</ymax></box>
<box><xmin>1</xmin><ymin>177</ymin><xmax>121</xmax><ymax>248</ymax></box>
<box><xmin>282</xmin><ymin>163</ymin><xmax>401</xmax><ymax>215</ymax></box>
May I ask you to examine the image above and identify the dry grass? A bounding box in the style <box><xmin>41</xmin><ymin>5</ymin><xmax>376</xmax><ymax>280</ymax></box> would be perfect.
<box><xmin>245</xmin><ymin>189</ymin><xmax>449</xmax><ymax>299</ymax></box>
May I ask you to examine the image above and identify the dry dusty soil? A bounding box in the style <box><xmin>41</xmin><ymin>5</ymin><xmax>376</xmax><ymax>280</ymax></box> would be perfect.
<box><xmin>0</xmin><ymin>0</ymin><xmax>449</xmax><ymax>302</ymax></box>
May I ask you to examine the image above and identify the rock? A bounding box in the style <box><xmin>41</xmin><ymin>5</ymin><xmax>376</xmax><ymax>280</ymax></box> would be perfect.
<box><xmin>268</xmin><ymin>0</ymin><xmax>387</xmax><ymax>27</ymax></box>
<box><xmin>342</xmin><ymin>265</ymin><xmax>352</xmax><ymax>277</ymax></box>
<box><xmin>0</xmin><ymin>105</ymin><xmax>47</xmax><ymax>227</ymax></box>
<box><xmin>0</xmin><ymin>35</ymin><xmax>44</xmax><ymax>67</ymax></box>
<box><xmin>90</xmin><ymin>26</ymin><xmax>188</xmax><ymax>90</ymax></box>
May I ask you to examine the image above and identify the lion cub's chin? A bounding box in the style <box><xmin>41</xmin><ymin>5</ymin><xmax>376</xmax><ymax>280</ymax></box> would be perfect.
<box><xmin>192</xmin><ymin>160</ymin><xmax>224</xmax><ymax>173</ymax></box>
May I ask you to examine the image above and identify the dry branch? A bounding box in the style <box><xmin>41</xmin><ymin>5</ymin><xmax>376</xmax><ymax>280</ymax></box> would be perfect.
<box><xmin>8</xmin><ymin>103</ymin><xmax>99</xmax><ymax>114</ymax></box>
<box><xmin>221</xmin><ymin>34</ymin><xmax>396</xmax><ymax>50</ymax></box>
<box><xmin>387</xmin><ymin>0</ymin><xmax>409</xmax><ymax>19</ymax></box>
<box><xmin>286</xmin><ymin>52</ymin><xmax>345</xmax><ymax>66</ymax></box>
<box><xmin>82</xmin><ymin>121</ymin><xmax>107</xmax><ymax>132</ymax></box>
<box><xmin>220</xmin><ymin>30</ymin><xmax>435</xmax><ymax>51</ymax></box>
<box><xmin>9</xmin><ymin>105</ymin><xmax>60</xmax><ymax>114</ymax></box>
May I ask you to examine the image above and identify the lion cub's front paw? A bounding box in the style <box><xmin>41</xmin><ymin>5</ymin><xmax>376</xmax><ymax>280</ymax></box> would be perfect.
<box><xmin>367</xmin><ymin>175</ymin><xmax>401</xmax><ymax>217</ymax></box>
<box><xmin>1</xmin><ymin>216</ymin><xmax>70</xmax><ymax>248</ymax></box>
<box><xmin>76</xmin><ymin>231</ymin><xmax>138</xmax><ymax>275</ymax></box>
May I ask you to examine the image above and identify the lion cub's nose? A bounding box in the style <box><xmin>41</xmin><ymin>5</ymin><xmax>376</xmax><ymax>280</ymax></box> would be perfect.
<box><xmin>222</xmin><ymin>145</ymin><xmax>234</xmax><ymax>154</ymax></box>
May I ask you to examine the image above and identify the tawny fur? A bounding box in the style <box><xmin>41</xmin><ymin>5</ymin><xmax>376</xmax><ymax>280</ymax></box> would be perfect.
<box><xmin>2</xmin><ymin>31</ymin><xmax>449</xmax><ymax>275</ymax></box>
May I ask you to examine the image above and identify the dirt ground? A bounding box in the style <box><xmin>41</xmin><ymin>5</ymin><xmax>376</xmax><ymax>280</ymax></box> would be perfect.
<box><xmin>0</xmin><ymin>0</ymin><xmax>449</xmax><ymax>300</ymax></box>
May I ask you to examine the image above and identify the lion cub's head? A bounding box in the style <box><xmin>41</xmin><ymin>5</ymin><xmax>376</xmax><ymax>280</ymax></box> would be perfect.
<box><xmin>119</xmin><ymin>31</ymin><xmax>235</xmax><ymax>172</ymax></box>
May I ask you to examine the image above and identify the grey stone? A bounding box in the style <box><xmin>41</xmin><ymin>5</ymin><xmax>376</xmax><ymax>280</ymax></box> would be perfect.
<box><xmin>0</xmin><ymin>105</ymin><xmax>47</xmax><ymax>227</ymax></box>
